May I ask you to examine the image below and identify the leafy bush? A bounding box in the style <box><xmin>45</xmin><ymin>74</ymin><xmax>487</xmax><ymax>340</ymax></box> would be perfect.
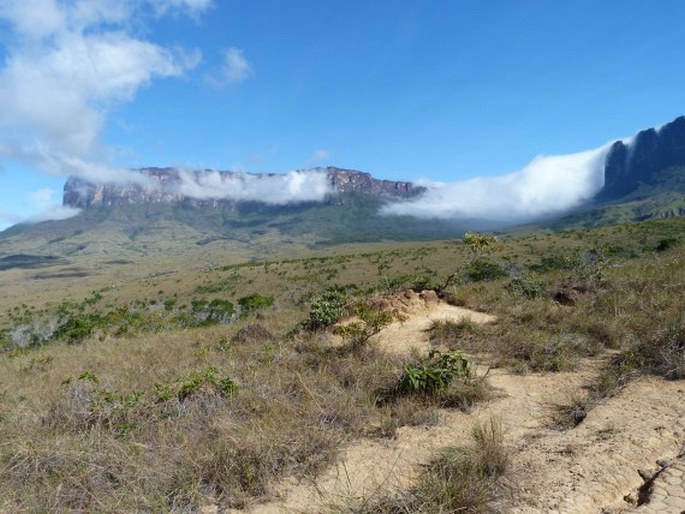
<box><xmin>53</xmin><ymin>313</ymin><xmax>104</xmax><ymax>343</ymax></box>
<box><xmin>238</xmin><ymin>294</ymin><xmax>274</xmax><ymax>318</ymax></box>
<box><xmin>465</xmin><ymin>258</ymin><xmax>507</xmax><ymax>282</ymax></box>
<box><xmin>385</xmin><ymin>272</ymin><xmax>436</xmax><ymax>292</ymax></box>
<box><xmin>506</xmin><ymin>275</ymin><xmax>544</xmax><ymax>299</ymax></box>
<box><xmin>335</xmin><ymin>304</ymin><xmax>393</xmax><ymax>350</ymax></box>
<box><xmin>400</xmin><ymin>349</ymin><xmax>472</xmax><ymax>396</ymax></box>
<box><xmin>190</xmin><ymin>299</ymin><xmax>235</xmax><ymax>326</ymax></box>
<box><xmin>528</xmin><ymin>253</ymin><xmax>581</xmax><ymax>272</ymax></box>
<box><xmin>642</xmin><ymin>237</ymin><xmax>680</xmax><ymax>253</ymax></box>
<box><xmin>306</xmin><ymin>289</ymin><xmax>347</xmax><ymax>329</ymax></box>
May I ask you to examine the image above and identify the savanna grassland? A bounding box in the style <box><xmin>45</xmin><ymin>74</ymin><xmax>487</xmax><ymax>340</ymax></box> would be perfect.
<box><xmin>0</xmin><ymin>218</ymin><xmax>683</xmax><ymax>512</ymax></box>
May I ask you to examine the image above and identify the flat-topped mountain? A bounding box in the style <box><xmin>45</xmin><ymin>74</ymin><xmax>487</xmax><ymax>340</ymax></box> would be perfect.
<box><xmin>1</xmin><ymin>118</ymin><xmax>684</xmax><ymax>257</ymax></box>
<box><xmin>63</xmin><ymin>167</ymin><xmax>424</xmax><ymax>209</ymax></box>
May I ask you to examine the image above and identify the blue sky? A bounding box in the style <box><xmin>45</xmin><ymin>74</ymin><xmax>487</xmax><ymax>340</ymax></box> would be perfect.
<box><xmin>1</xmin><ymin>0</ymin><xmax>685</xmax><ymax>229</ymax></box>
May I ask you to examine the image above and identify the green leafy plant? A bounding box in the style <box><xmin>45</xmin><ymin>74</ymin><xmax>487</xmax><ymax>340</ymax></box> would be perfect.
<box><xmin>335</xmin><ymin>304</ymin><xmax>393</xmax><ymax>349</ymax></box>
<box><xmin>465</xmin><ymin>258</ymin><xmax>507</xmax><ymax>282</ymax></box>
<box><xmin>306</xmin><ymin>289</ymin><xmax>347</xmax><ymax>329</ymax></box>
<box><xmin>400</xmin><ymin>349</ymin><xmax>472</xmax><ymax>395</ymax></box>
<box><xmin>506</xmin><ymin>275</ymin><xmax>544</xmax><ymax>299</ymax></box>
<box><xmin>238</xmin><ymin>294</ymin><xmax>274</xmax><ymax>318</ymax></box>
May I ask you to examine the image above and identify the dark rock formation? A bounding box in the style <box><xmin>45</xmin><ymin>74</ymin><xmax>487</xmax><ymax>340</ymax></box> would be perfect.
<box><xmin>63</xmin><ymin>166</ymin><xmax>424</xmax><ymax>209</ymax></box>
<box><xmin>597</xmin><ymin>116</ymin><xmax>685</xmax><ymax>202</ymax></box>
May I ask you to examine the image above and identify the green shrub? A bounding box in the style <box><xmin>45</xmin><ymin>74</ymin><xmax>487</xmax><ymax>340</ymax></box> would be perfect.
<box><xmin>335</xmin><ymin>304</ymin><xmax>393</xmax><ymax>350</ymax></box>
<box><xmin>53</xmin><ymin>313</ymin><xmax>104</xmax><ymax>343</ymax></box>
<box><xmin>465</xmin><ymin>258</ymin><xmax>507</xmax><ymax>282</ymax></box>
<box><xmin>306</xmin><ymin>289</ymin><xmax>347</xmax><ymax>329</ymax></box>
<box><xmin>385</xmin><ymin>272</ymin><xmax>436</xmax><ymax>292</ymax></box>
<box><xmin>400</xmin><ymin>349</ymin><xmax>472</xmax><ymax>395</ymax></box>
<box><xmin>190</xmin><ymin>299</ymin><xmax>235</xmax><ymax>326</ymax></box>
<box><xmin>506</xmin><ymin>275</ymin><xmax>544</xmax><ymax>299</ymax></box>
<box><xmin>238</xmin><ymin>294</ymin><xmax>274</xmax><ymax>318</ymax></box>
<box><xmin>528</xmin><ymin>253</ymin><xmax>581</xmax><ymax>272</ymax></box>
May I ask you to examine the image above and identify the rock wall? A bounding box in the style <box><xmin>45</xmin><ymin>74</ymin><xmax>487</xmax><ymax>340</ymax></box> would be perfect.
<box><xmin>597</xmin><ymin>116</ymin><xmax>685</xmax><ymax>201</ymax></box>
<box><xmin>63</xmin><ymin>167</ymin><xmax>424</xmax><ymax>208</ymax></box>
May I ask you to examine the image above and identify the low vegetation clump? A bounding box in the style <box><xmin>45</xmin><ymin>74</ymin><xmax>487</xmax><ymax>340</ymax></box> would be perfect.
<box><xmin>351</xmin><ymin>418</ymin><xmax>509</xmax><ymax>513</ymax></box>
<box><xmin>306</xmin><ymin>288</ymin><xmax>348</xmax><ymax>330</ymax></box>
<box><xmin>335</xmin><ymin>303</ymin><xmax>394</xmax><ymax>350</ymax></box>
<box><xmin>237</xmin><ymin>293</ymin><xmax>275</xmax><ymax>318</ymax></box>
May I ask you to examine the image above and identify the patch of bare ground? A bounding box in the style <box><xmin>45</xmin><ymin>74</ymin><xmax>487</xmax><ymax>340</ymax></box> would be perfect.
<box><xmin>214</xmin><ymin>294</ymin><xmax>685</xmax><ymax>514</ymax></box>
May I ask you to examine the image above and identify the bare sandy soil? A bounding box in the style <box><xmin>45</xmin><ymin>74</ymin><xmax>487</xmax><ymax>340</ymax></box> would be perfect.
<box><xmin>222</xmin><ymin>293</ymin><xmax>685</xmax><ymax>514</ymax></box>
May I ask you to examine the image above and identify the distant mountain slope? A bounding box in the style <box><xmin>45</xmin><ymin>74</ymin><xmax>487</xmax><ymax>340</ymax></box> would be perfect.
<box><xmin>62</xmin><ymin>167</ymin><xmax>424</xmax><ymax>209</ymax></box>
<box><xmin>549</xmin><ymin>117</ymin><xmax>685</xmax><ymax>229</ymax></box>
<box><xmin>2</xmin><ymin>118</ymin><xmax>685</xmax><ymax>255</ymax></box>
<box><xmin>597</xmin><ymin>116</ymin><xmax>685</xmax><ymax>202</ymax></box>
<box><xmin>0</xmin><ymin>168</ymin><xmax>471</xmax><ymax>258</ymax></box>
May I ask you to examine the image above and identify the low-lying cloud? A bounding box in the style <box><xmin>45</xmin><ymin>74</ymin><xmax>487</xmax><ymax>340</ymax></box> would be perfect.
<box><xmin>177</xmin><ymin>169</ymin><xmax>333</xmax><ymax>204</ymax></box>
<box><xmin>27</xmin><ymin>189</ymin><xmax>80</xmax><ymax>222</ymax></box>
<box><xmin>382</xmin><ymin>145</ymin><xmax>612</xmax><ymax>223</ymax></box>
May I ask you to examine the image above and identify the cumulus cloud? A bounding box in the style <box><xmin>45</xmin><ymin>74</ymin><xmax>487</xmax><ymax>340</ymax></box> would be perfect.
<box><xmin>26</xmin><ymin>188</ymin><xmax>82</xmax><ymax>223</ymax></box>
<box><xmin>207</xmin><ymin>47</ymin><xmax>253</xmax><ymax>86</ymax></box>
<box><xmin>150</xmin><ymin>0</ymin><xmax>213</xmax><ymax>16</ymax></box>
<box><xmin>177</xmin><ymin>169</ymin><xmax>333</xmax><ymax>204</ymax></box>
<box><xmin>0</xmin><ymin>0</ymin><xmax>208</xmax><ymax>181</ymax></box>
<box><xmin>382</xmin><ymin>145</ymin><xmax>612</xmax><ymax>223</ymax></box>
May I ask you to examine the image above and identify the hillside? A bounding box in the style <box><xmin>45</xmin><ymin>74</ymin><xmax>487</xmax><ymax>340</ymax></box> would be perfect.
<box><xmin>549</xmin><ymin>116</ymin><xmax>685</xmax><ymax>229</ymax></box>
<box><xmin>0</xmin><ymin>217</ymin><xmax>683</xmax><ymax>512</ymax></box>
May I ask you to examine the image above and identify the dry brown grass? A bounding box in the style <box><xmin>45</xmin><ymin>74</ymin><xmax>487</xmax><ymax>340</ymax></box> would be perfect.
<box><xmin>0</xmin><ymin>217</ymin><xmax>683</xmax><ymax>511</ymax></box>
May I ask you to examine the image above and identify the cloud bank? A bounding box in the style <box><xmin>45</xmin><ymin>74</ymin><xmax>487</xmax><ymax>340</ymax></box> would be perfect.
<box><xmin>26</xmin><ymin>189</ymin><xmax>82</xmax><ymax>223</ymax></box>
<box><xmin>177</xmin><ymin>169</ymin><xmax>332</xmax><ymax>204</ymax></box>
<box><xmin>382</xmin><ymin>145</ymin><xmax>612</xmax><ymax>223</ymax></box>
<box><xmin>0</xmin><ymin>0</ymin><xmax>209</xmax><ymax>185</ymax></box>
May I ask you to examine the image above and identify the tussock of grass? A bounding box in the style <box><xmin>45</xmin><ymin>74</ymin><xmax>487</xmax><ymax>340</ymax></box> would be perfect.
<box><xmin>343</xmin><ymin>418</ymin><xmax>509</xmax><ymax>513</ymax></box>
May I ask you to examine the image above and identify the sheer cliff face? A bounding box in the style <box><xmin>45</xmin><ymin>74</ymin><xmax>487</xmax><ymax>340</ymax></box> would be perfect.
<box><xmin>63</xmin><ymin>167</ymin><xmax>424</xmax><ymax>209</ymax></box>
<box><xmin>598</xmin><ymin>116</ymin><xmax>685</xmax><ymax>202</ymax></box>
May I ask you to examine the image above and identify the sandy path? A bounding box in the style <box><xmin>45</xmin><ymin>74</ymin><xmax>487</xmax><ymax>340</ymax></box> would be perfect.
<box><xmin>223</xmin><ymin>295</ymin><xmax>685</xmax><ymax>514</ymax></box>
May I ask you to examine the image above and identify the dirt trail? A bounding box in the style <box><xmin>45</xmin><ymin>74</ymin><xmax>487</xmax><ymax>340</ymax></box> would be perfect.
<box><xmin>229</xmin><ymin>294</ymin><xmax>685</xmax><ymax>514</ymax></box>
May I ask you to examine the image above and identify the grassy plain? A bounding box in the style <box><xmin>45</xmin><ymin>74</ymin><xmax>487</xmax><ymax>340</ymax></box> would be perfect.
<box><xmin>0</xmin><ymin>217</ymin><xmax>683</xmax><ymax>511</ymax></box>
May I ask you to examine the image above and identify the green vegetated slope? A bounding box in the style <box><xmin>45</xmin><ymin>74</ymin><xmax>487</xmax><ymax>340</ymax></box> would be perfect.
<box><xmin>550</xmin><ymin>165</ymin><xmax>685</xmax><ymax>230</ymax></box>
<box><xmin>0</xmin><ymin>192</ymin><xmax>474</xmax><ymax>261</ymax></box>
<box><xmin>0</xmin><ymin>217</ymin><xmax>683</xmax><ymax>512</ymax></box>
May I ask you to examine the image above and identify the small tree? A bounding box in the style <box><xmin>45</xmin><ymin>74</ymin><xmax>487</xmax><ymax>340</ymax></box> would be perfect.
<box><xmin>439</xmin><ymin>232</ymin><xmax>503</xmax><ymax>291</ymax></box>
<box><xmin>335</xmin><ymin>303</ymin><xmax>393</xmax><ymax>350</ymax></box>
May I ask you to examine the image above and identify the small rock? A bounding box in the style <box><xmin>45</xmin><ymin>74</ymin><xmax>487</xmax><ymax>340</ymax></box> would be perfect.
<box><xmin>638</xmin><ymin>468</ymin><xmax>657</xmax><ymax>481</ymax></box>
<box><xmin>657</xmin><ymin>459</ymin><xmax>672</xmax><ymax>468</ymax></box>
<box><xmin>623</xmin><ymin>493</ymin><xmax>637</xmax><ymax>505</ymax></box>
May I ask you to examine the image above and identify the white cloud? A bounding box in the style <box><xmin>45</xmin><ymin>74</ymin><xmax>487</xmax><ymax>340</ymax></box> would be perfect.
<box><xmin>25</xmin><ymin>188</ymin><xmax>81</xmax><ymax>223</ymax></box>
<box><xmin>177</xmin><ymin>169</ymin><xmax>333</xmax><ymax>204</ymax></box>
<box><xmin>0</xmin><ymin>0</ymin><xmax>208</xmax><ymax>182</ymax></box>
<box><xmin>305</xmin><ymin>149</ymin><xmax>332</xmax><ymax>166</ymax></box>
<box><xmin>382</xmin><ymin>145</ymin><xmax>612</xmax><ymax>223</ymax></box>
<box><xmin>208</xmin><ymin>47</ymin><xmax>253</xmax><ymax>87</ymax></box>
<box><xmin>150</xmin><ymin>0</ymin><xmax>213</xmax><ymax>16</ymax></box>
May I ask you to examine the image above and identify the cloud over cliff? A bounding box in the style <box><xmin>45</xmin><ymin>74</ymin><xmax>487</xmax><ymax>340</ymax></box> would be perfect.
<box><xmin>382</xmin><ymin>145</ymin><xmax>612</xmax><ymax>223</ymax></box>
<box><xmin>177</xmin><ymin>169</ymin><xmax>332</xmax><ymax>204</ymax></box>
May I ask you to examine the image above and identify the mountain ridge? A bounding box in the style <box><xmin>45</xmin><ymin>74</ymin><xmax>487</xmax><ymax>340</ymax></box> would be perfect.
<box><xmin>63</xmin><ymin>166</ymin><xmax>425</xmax><ymax>209</ymax></box>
